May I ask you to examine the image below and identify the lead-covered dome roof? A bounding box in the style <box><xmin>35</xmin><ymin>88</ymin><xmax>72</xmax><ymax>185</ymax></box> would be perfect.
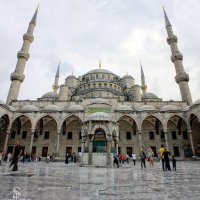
<box><xmin>41</xmin><ymin>92</ymin><xmax>59</xmax><ymax>99</ymax></box>
<box><xmin>193</xmin><ymin>99</ymin><xmax>200</xmax><ymax>105</ymax></box>
<box><xmin>19</xmin><ymin>105</ymin><xmax>39</xmax><ymax>112</ymax></box>
<box><xmin>87</xmin><ymin>112</ymin><xmax>111</xmax><ymax>121</ymax></box>
<box><xmin>84</xmin><ymin>68</ymin><xmax>115</xmax><ymax>75</ymax></box>
<box><xmin>65</xmin><ymin>105</ymin><xmax>85</xmax><ymax>112</ymax></box>
<box><xmin>142</xmin><ymin>92</ymin><xmax>158</xmax><ymax>99</ymax></box>
<box><xmin>41</xmin><ymin>105</ymin><xmax>61</xmax><ymax>112</ymax></box>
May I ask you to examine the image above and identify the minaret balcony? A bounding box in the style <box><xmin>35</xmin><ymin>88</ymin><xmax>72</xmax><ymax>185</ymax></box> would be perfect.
<box><xmin>175</xmin><ymin>72</ymin><xmax>189</xmax><ymax>83</ymax></box>
<box><xmin>23</xmin><ymin>33</ymin><xmax>34</xmax><ymax>43</ymax></box>
<box><xmin>17</xmin><ymin>51</ymin><xmax>30</xmax><ymax>60</ymax></box>
<box><xmin>171</xmin><ymin>51</ymin><xmax>183</xmax><ymax>62</ymax></box>
<box><xmin>10</xmin><ymin>72</ymin><xmax>25</xmax><ymax>82</ymax></box>
<box><xmin>167</xmin><ymin>35</ymin><xmax>177</xmax><ymax>44</ymax></box>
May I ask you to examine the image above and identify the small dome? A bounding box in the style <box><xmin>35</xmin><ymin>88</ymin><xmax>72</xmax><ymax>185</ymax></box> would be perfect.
<box><xmin>181</xmin><ymin>106</ymin><xmax>189</xmax><ymax>111</ymax></box>
<box><xmin>0</xmin><ymin>100</ymin><xmax>5</xmax><ymax>105</ymax></box>
<box><xmin>142</xmin><ymin>92</ymin><xmax>158</xmax><ymax>99</ymax></box>
<box><xmin>88</xmin><ymin>112</ymin><xmax>111</xmax><ymax>121</ymax></box>
<box><xmin>19</xmin><ymin>105</ymin><xmax>39</xmax><ymax>112</ymax></box>
<box><xmin>193</xmin><ymin>99</ymin><xmax>200</xmax><ymax>105</ymax></box>
<box><xmin>9</xmin><ymin>106</ymin><xmax>17</xmax><ymax>112</ymax></box>
<box><xmin>122</xmin><ymin>75</ymin><xmax>134</xmax><ymax>79</ymax></box>
<box><xmin>138</xmin><ymin>105</ymin><xmax>156</xmax><ymax>111</ymax></box>
<box><xmin>115</xmin><ymin>104</ymin><xmax>133</xmax><ymax>112</ymax></box>
<box><xmin>41</xmin><ymin>105</ymin><xmax>61</xmax><ymax>112</ymax></box>
<box><xmin>65</xmin><ymin>105</ymin><xmax>85</xmax><ymax>112</ymax></box>
<box><xmin>65</xmin><ymin>75</ymin><xmax>77</xmax><ymax>79</ymax></box>
<box><xmin>89</xmin><ymin>98</ymin><xmax>109</xmax><ymax>105</ymax></box>
<box><xmin>160</xmin><ymin>105</ymin><xmax>179</xmax><ymax>112</ymax></box>
<box><xmin>41</xmin><ymin>92</ymin><xmax>59</xmax><ymax>99</ymax></box>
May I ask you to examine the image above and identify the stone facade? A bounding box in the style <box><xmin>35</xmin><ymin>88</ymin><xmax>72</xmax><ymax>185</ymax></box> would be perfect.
<box><xmin>0</xmin><ymin>7</ymin><xmax>200</xmax><ymax>166</ymax></box>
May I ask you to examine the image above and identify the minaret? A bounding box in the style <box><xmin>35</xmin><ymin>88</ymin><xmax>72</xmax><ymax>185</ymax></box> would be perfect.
<box><xmin>140</xmin><ymin>62</ymin><xmax>147</xmax><ymax>94</ymax></box>
<box><xmin>6</xmin><ymin>6</ymin><xmax>39</xmax><ymax>105</ymax></box>
<box><xmin>52</xmin><ymin>62</ymin><xmax>60</xmax><ymax>93</ymax></box>
<box><xmin>163</xmin><ymin>8</ymin><xmax>193</xmax><ymax>105</ymax></box>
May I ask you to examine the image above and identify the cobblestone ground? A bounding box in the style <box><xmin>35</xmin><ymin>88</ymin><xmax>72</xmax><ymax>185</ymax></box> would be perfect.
<box><xmin>0</xmin><ymin>161</ymin><xmax>199</xmax><ymax>200</ymax></box>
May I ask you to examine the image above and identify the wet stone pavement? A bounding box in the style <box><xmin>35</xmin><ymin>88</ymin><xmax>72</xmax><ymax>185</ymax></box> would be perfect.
<box><xmin>0</xmin><ymin>161</ymin><xmax>199</xmax><ymax>200</ymax></box>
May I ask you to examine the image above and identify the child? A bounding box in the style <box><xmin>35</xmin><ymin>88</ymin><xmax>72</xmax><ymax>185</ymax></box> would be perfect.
<box><xmin>172</xmin><ymin>155</ymin><xmax>176</xmax><ymax>171</ymax></box>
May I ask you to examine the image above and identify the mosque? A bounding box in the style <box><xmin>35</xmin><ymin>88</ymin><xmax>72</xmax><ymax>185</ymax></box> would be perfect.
<box><xmin>0</xmin><ymin>6</ymin><xmax>200</xmax><ymax>166</ymax></box>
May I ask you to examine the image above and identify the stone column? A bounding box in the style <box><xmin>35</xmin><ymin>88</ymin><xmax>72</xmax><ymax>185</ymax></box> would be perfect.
<box><xmin>3</xmin><ymin>130</ymin><xmax>10</xmax><ymax>154</ymax></box>
<box><xmin>137</xmin><ymin>130</ymin><xmax>142</xmax><ymax>151</ymax></box>
<box><xmin>81</xmin><ymin>140</ymin><xmax>85</xmax><ymax>165</ymax></box>
<box><xmin>56</xmin><ymin>132</ymin><xmax>61</xmax><ymax>156</ymax></box>
<box><xmin>164</xmin><ymin>130</ymin><xmax>169</xmax><ymax>149</ymax></box>
<box><xmin>115</xmin><ymin>141</ymin><xmax>119</xmax><ymax>155</ymax></box>
<box><xmin>188</xmin><ymin>129</ymin><xmax>195</xmax><ymax>156</ymax></box>
<box><xmin>88</xmin><ymin>136</ymin><xmax>93</xmax><ymax>165</ymax></box>
<box><xmin>106</xmin><ymin>138</ymin><xmax>112</xmax><ymax>166</ymax></box>
<box><xmin>29</xmin><ymin>129</ymin><xmax>35</xmax><ymax>154</ymax></box>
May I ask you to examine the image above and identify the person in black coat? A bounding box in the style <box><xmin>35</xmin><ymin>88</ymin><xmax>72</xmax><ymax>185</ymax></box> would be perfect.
<box><xmin>163</xmin><ymin>147</ymin><xmax>171</xmax><ymax>171</ymax></box>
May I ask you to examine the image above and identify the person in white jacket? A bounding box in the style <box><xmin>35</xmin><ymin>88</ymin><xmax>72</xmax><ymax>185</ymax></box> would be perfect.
<box><xmin>132</xmin><ymin>152</ymin><xmax>136</xmax><ymax>166</ymax></box>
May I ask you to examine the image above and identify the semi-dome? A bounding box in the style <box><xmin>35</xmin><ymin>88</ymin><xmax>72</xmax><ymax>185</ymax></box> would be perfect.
<box><xmin>160</xmin><ymin>105</ymin><xmax>178</xmax><ymax>112</ymax></box>
<box><xmin>193</xmin><ymin>99</ymin><xmax>200</xmax><ymax>105</ymax></box>
<box><xmin>65</xmin><ymin>74</ymin><xmax>77</xmax><ymax>79</ymax></box>
<box><xmin>115</xmin><ymin>104</ymin><xmax>133</xmax><ymax>112</ymax></box>
<box><xmin>41</xmin><ymin>92</ymin><xmax>59</xmax><ymax>99</ymax></box>
<box><xmin>65</xmin><ymin>105</ymin><xmax>85</xmax><ymax>112</ymax></box>
<box><xmin>85</xmin><ymin>68</ymin><xmax>114</xmax><ymax>75</ymax></box>
<box><xmin>142</xmin><ymin>92</ymin><xmax>158</xmax><ymax>99</ymax></box>
<box><xmin>0</xmin><ymin>100</ymin><xmax>5</xmax><ymax>105</ymax></box>
<box><xmin>88</xmin><ymin>112</ymin><xmax>111</xmax><ymax>121</ymax></box>
<box><xmin>138</xmin><ymin>105</ymin><xmax>156</xmax><ymax>111</ymax></box>
<box><xmin>122</xmin><ymin>75</ymin><xmax>134</xmax><ymax>79</ymax></box>
<box><xmin>19</xmin><ymin>105</ymin><xmax>39</xmax><ymax>112</ymax></box>
<box><xmin>89</xmin><ymin>98</ymin><xmax>110</xmax><ymax>105</ymax></box>
<box><xmin>41</xmin><ymin>105</ymin><xmax>61</xmax><ymax>112</ymax></box>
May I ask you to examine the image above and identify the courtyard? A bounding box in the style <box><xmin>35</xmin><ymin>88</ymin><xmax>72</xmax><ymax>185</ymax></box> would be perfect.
<box><xmin>0</xmin><ymin>161</ymin><xmax>199</xmax><ymax>200</ymax></box>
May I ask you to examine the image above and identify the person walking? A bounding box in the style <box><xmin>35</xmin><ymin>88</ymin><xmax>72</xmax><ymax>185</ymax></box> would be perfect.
<box><xmin>147</xmin><ymin>148</ymin><xmax>154</xmax><ymax>168</ymax></box>
<box><xmin>163</xmin><ymin>147</ymin><xmax>171</xmax><ymax>171</ymax></box>
<box><xmin>159</xmin><ymin>145</ymin><xmax>165</xmax><ymax>171</ymax></box>
<box><xmin>113</xmin><ymin>154</ymin><xmax>119</xmax><ymax>168</ymax></box>
<box><xmin>172</xmin><ymin>155</ymin><xmax>176</xmax><ymax>171</ymax></box>
<box><xmin>140</xmin><ymin>150</ymin><xmax>146</xmax><ymax>169</ymax></box>
<box><xmin>132</xmin><ymin>152</ymin><xmax>136</xmax><ymax>166</ymax></box>
<box><xmin>9</xmin><ymin>140</ymin><xmax>22</xmax><ymax>171</ymax></box>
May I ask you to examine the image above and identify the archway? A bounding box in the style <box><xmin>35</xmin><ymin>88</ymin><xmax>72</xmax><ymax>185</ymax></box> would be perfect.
<box><xmin>60</xmin><ymin>115</ymin><xmax>83</xmax><ymax>157</ymax></box>
<box><xmin>0</xmin><ymin>114</ymin><xmax>10</xmax><ymax>152</ymax></box>
<box><xmin>93</xmin><ymin>128</ymin><xmax>106</xmax><ymax>152</ymax></box>
<box><xmin>190</xmin><ymin>114</ymin><xmax>200</xmax><ymax>156</ymax></box>
<box><xmin>141</xmin><ymin>115</ymin><xmax>163</xmax><ymax>157</ymax></box>
<box><xmin>8</xmin><ymin>115</ymin><xmax>31</xmax><ymax>155</ymax></box>
<box><xmin>117</xmin><ymin>115</ymin><xmax>137</xmax><ymax>156</ymax></box>
<box><xmin>167</xmin><ymin>115</ymin><xmax>189</xmax><ymax>157</ymax></box>
<box><xmin>35</xmin><ymin>115</ymin><xmax>57</xmax><ymax>157</ymax></box>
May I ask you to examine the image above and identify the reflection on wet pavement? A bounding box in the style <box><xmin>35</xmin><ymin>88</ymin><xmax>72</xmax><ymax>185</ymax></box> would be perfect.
<box><xmin>0</xmin><ymin>161</ymin><xmax>199</xmax><ymax>200</ymax></box>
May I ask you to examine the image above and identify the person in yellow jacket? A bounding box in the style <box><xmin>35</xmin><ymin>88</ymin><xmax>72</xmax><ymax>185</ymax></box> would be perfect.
<box><xmin>159</xmin><ymin>145</ymin><xmax>165</xmax><ymax>171</ymax></box>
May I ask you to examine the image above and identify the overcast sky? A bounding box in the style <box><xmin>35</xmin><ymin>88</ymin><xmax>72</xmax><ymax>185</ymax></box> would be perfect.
<box><xmin>0</xmin><ymin>0</ymin><xmax>200</xmax><ymax>102</ymax></box>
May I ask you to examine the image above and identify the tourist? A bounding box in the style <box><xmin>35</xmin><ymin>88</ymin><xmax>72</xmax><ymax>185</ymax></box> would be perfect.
<box><xmin>0</xmin><ymin>151</ymin><xmax>2</xmax><ymax>166</ymax></box>
<box><xmin>65</xmin><ymin>153</ymin><xmax>69</xmax><ymax>164</ymax></box>
<box><xmin>9</xmin><ymin>140</ymin><xmax>22</xmax><ymax>171</ymax></box>
<box><xmin>159</xmin><ymin>145</ymin><xmax>165</xmax><ymax>171</ymax></box>
<box><xmin>172</xmin><ymin>155</ymin><xmax>176</xmax><ymax>171</ymax></box>
<box><xmin>147</xmin><ymin>148</ymin><xmax>154</xmax><ymax>168</ymax></box>
<box><xmin>113</xmin><ymin>155</ymin><xmax>119</xmax><ymax>168</ymax></box>
<box><xmin>132</xmin><ymin>152</ymin><xmax>136</xmax><ymax>166</ymax></box>
<box><xmin>163</xmin><ymin>147</ymin><xmax>171</xmax><ymax>171</ymax></box>
<box><xmin>126</xmin><ymin>154</ymin><xmax>129</xmax><ymax>163</ymax></box>
<box><xmin>7</xmin><ymin>152</ymin><xmax>11</xmax><ymax>162</ymax></box>
<box><xmin>140</xmin><ymin>150</ymin><xmax>146</xmax><ymax>169</ymax></box>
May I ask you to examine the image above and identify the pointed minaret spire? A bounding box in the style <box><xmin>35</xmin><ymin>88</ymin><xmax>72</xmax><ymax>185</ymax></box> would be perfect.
<box><xmin>6</xmin><ymin>6</ymin><xmax>39</xmax><ymax>105</ymax></box>
<box><xmin>30</xmin><ymin>4</ymin><xmax>39</xmax><ymax>25</ymax></box>
<box><xmin>163</xmin><ymin>7</ymin><xmax>171</xmax><ymax>27</ymax></box>
<box><xmin>163</xmin><ymin>8</ymin><xmax>193</xmax><ymax>105</ymax></box>
<box><xmin>140</xmin><ymin>61</ymin><xmax>147</xmax><ymax>94</ymax></box>
<box><xmin>52</xmin><ymin>62</ymin><xmax>60</xmax><ymax>93</ymax></box>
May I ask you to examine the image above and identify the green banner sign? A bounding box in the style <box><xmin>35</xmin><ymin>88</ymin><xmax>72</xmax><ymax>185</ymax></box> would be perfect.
<box><xmin>88</xmin><ymin>107</ymin><xmax>111</xmax><ymax>113</ymax></box>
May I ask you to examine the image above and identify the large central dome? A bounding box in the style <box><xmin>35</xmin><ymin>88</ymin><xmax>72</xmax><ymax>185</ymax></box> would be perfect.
<box><xmin>84</xmin><ymin>68</ymin><xmax>116</xmax><ymax>75</ymax></box>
